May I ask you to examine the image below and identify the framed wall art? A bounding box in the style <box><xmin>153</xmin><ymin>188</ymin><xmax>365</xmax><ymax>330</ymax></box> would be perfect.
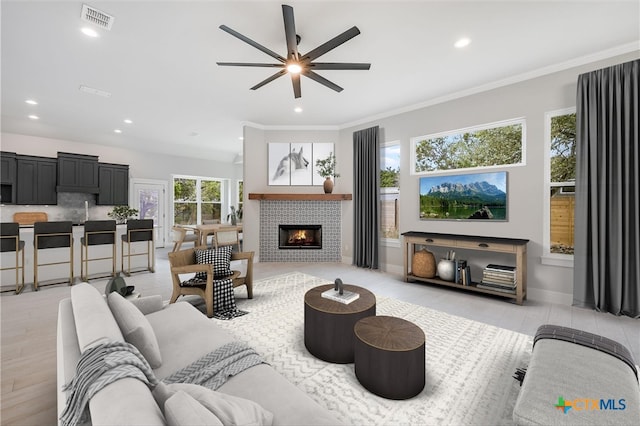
<box><xmin>268</xmin><ymin>143</ymin><xmax>335</xmax><ymax>186</ymax></box>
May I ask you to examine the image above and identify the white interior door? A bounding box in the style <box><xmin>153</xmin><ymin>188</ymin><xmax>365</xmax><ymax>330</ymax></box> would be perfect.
<box><xmin>131</xmin><ymin>179</ymin><xmax>167</xmax><ymax>248</ymax></box>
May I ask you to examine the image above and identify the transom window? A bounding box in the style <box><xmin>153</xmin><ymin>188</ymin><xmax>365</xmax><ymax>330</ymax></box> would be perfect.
<box><xmin>411</xmin><ymin>118</ymin><xmax>525</xmax><ymax>174</ymax></box>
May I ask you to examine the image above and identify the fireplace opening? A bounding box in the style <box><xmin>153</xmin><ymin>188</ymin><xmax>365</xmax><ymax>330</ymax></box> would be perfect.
<box><xmin>279</xmin><ymin>225</ymin><xmax>322</xmax><ymax>249</ymax></box>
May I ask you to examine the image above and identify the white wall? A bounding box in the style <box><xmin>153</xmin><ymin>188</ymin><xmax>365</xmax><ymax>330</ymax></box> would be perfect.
<box><xmin>336</xmin><ymin>51</ymin><xmax>639</xmax><ymax>304</ymax></box>
<box><xmin>241</xmin><ymin>126</ymin><xmax>342</xmax><ymax>258</ymax></box>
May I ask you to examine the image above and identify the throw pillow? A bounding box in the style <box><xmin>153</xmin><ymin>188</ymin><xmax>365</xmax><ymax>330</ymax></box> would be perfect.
<box><xmin>153</xmin><ymin>382</ymin><xmax>274</xmax><ymax>426</ymax></box>
<box><xmin>164</xmin><ymin>390</ymin><xmax>223</xmax><ymax>426</ymax></box>
<box><xmin>194</xmin><ymin>246</ymin><xmax>233</xmax><ymax>281</ymax></box>
<box><xmin>107</xmin><ymin>291</ymin><xmax>163</xmax><ymax>368</ymax></box>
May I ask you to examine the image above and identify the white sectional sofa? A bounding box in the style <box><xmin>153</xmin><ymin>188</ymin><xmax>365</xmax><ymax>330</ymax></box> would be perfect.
<box><xmin>57</xmin><ymin>282</ymin><xmax>342</xmax><ymax>425</ymax></box>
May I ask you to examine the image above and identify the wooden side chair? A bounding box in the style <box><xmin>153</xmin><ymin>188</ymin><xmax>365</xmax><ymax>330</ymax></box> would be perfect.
<box><xmin>168</xmin><ymin>247</ymin><xmax>254</xmax><ymax>318</ymax></box>
<box><xmin>212</xmin><ymin>226</ymin><xmax>241</xmax><ymax>252</ymax></box>
<box><xmin>171</xmin><ymin>225</ymin><xmax>200</xmax><ymax>252</ymax></box>
<box><xmin>0</xmin><ymin>222</ymin><xmax>25</xmax><ymax>294</ymax></box>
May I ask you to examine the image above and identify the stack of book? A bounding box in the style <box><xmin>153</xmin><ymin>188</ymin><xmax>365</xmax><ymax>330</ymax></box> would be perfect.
<box><xmin>477</xmin><ymin>264</ymin><xmax>516</xmax><ymax>294</ymax></box>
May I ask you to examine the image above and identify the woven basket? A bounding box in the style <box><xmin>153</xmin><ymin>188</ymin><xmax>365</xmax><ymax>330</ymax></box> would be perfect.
<box><xmin>412</xmin><ymin>249</ymin><xmax>436</xmax><ymax>278</ymax></box>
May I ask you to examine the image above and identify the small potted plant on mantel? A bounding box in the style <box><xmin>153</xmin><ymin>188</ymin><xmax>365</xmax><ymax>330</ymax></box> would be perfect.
<box><xmin>315</xmin><ymin>152</ymin><xmax>340</xmax><ymax>194</ymax></box>
<box><xmin>107</xmin><ymin>206</ymin><xmax>139</xmax><ymax>224</ymax></box>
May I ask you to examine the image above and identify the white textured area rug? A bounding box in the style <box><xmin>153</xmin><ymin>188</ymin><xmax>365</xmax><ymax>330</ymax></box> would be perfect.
<box><xmin>215</xmin><ymin>272</ymin><xmax>532</xmax><ymax>426</ymax></box>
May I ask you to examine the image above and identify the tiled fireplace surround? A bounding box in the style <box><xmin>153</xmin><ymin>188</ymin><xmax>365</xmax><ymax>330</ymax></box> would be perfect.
<box><xmin>259</xmin><ymin>200</ymin><xmax>341</xmax><ymax>262</ymax></box>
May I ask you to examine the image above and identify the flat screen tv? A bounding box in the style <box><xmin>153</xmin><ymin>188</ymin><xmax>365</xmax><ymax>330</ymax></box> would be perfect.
<box><xmin>419</xmin><ymin>171</ymin><xmax>507</xmax><ymax>221</ymax></box>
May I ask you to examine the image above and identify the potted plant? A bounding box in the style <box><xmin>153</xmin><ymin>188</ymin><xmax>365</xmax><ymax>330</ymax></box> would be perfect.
<box><xmin>226</xmin><ymin>205</ymin><xmax>243</xmax><ymax>225</ymax></box>
<box><xmin>315</xmin><ymin>152</ymin><xmax>340</xmax><ymax>193</ymax></box>
<box><xmin>107</xmin><ymin>206</ymin><xmax>139</xmax><ymax>224</ymax></box>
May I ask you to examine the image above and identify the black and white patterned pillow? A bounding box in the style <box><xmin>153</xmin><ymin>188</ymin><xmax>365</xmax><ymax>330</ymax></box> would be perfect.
<box><xmin>194</xmin><ymin>246</ymin><xmax>233</xmax><ymax>281</ymax></box>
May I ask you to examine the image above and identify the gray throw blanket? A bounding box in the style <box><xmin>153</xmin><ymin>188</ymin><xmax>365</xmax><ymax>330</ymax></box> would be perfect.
<box><xmin>163</xmin><ymin>341</ymin><xmax>264</xmax><ymax>390</ymax></box>
<box><xmin>59</xmin><ymin>341</ymin><xmax>158</xmax><ymax>426</ymax></box>
<box><xmin>61</xmin><ymin>340</ymin><xmax>264</xmax><ymax>426</ymax></box>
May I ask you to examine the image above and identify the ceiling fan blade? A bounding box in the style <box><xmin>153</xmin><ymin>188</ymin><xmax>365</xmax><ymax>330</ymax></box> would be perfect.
<box><xmin>282</xmin><ymin>5</ymin><xmax>299</xmax><ymax>61</ymax></box>
<box><xmin>250</xmin><ymin>69</ymin><xmax>287</xmax><ymax>90</ymax></box>
<box><xmin>302</xmin><ymin>70</ymin><xmax>343</xmax><ymax>93</ymax></box>
<box><xmin>219</xmin><ymin>25</ymin><xmax>286</xmax><ymax>63</ymax></box>
<box><xmin>310</xmin><ymin>62</ymin><xmax>371</xmax><ymax>70</ymax></box>
<box><xmin>302</xmin><ymin>26</ymin><xmax>361</xmax><ymax>61</ymax></box>
<box><xmin>291</xmin><ymin>73</ymin><xmax>302</xmax><ymax>99</ymax></box>
<box><xmin>217</xmin><ymin>62</ymin><xmax>284</xmax><ymax>68</ymax></box>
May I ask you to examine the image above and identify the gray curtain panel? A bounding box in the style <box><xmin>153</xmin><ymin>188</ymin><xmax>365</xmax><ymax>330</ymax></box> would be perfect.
<box><xmin>573</xmin><ymin>59</ymin><xmax>639</xmax><ymax>318</ymax></box>
<box><xmin>353</xmin><ymin>126</ymin><xmax>380</xmax><ymax>269</ymax></box>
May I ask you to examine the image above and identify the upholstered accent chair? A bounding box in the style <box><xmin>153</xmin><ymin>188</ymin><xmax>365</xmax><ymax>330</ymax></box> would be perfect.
<box><xmin>167</xmin><ymin>247</ymin><xmax>254</xmax><ymax>318</ymax></box>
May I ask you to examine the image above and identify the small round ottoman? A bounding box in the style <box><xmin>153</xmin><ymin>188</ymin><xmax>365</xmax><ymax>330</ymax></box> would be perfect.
<box><xmin>354</xmin><ymin>316</ymin><xmax>425</xmax><ymax>400</ymax></box>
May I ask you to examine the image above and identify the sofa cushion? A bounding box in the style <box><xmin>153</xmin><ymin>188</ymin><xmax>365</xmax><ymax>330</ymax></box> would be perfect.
<box><xmin>147</xmin><ymin>302</ymin><xmax>237</xmax><ymax>379</ymax></box>
<box><xmin>71</xmin><ymin>283</ymin><xmax>124</xmax><ymax>352</ymax></box>
<box><xmin>108</xmin><ymin>291</ymin><xmax>163</xmax><ymax>368</ymax></box>
<box><xmin>154</xmin><ymin>382</ymin><xmax>273</xmax><ymax>426</ymax></box>
<box><xmin>89</xmin><ymin>377</ymin><xmax>165</xmax><ymax>426</ymax></box>
<box><xmin>164</xmin><ymin>390</ymin><xmax>223</xmax><ymax>426</ymax></box>
<box><xmin>219</xmin><ymin>364</ymin><xmax>343</xmax><ymax>425</ymax></box>
<box><xmin>195</xmin><ymin>246</ymin><xmax>233</xmax><ymax>280</ymax></box>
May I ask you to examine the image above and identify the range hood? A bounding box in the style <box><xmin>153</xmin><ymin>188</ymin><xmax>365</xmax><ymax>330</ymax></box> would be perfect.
<box><xmin>56</xmin><ymin>152</ymin><xmax>100</xmax><ymax>193</ymax></box>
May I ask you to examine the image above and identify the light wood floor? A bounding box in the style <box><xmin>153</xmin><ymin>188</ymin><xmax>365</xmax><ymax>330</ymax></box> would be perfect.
<box><xmin>1</xmin><ymin>248</ymin><xmax>638</xmax><ymax>425</ymax></box>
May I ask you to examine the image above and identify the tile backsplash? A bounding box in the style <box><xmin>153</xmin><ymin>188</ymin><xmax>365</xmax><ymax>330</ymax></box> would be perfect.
<box><xmin>1</xmin><ymin>192</ymin><xmax>115</xmax><ymax>223</ymax></box>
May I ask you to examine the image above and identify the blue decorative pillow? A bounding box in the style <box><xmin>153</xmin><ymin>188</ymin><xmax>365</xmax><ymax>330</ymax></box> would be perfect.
<box><xmin>194</xmin><ymin>246</ymin><xmax>233</xmax><ymax>281</ymax></box>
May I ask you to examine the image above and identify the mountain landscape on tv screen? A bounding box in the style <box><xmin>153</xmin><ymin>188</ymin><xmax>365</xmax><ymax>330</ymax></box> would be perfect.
<box><xmin>426</xmin><ymin>181</ymin><xmax>506</xmax><ymax>205</ymax></box>
<box><xmin>420</xmin><ymin>179</ymin><xmax>507</xmax><ymax>220</ymax></box>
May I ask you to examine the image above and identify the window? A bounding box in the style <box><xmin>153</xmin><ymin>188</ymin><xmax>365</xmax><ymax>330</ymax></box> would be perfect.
<box><xmin>173</xmin><ymin>176</ymin><xmax>222</xmax><ymax>225</ymax></box>
<box><xmin>544</xmin><ymin>109</ymin><xmax>576</xmax><ymax>261</ymax></box>
<box><xmin>381</xmin><ymin>141</ymin><xmax>400</xmax><ymax>241</ymax></box>
<box><xmin>411</xmin><ymin>118</ymin><xmax>525</xmax><ymax>174</ymax></box>
<box><xmin>237</xmin><ymin>180</ymin><xmax>243</xmax><ymax>216</ymax></box>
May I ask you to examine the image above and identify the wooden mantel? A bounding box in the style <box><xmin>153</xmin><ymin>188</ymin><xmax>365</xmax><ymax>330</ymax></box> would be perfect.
<box><xmin>248</xmin><ymin>193</ymin><xmax>352</xmax><ymax>201</ymax></box>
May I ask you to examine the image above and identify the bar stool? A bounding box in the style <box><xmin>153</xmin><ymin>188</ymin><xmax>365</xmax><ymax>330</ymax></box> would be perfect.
<box><xmin>121</xmin><ymin>219</ymin><xmax>155</xmax><ymax>276</ymax></box>
<box><xmin>0</xmin><ymin>222</ymin><xmax>25</xmax><ymax>294</ymax></box>
<box><xmin>81</xmin><ymin>220</ymin><xmax>117</xmax><ymax>281</ymax></box>
<box><xmin>33</xmin><ymin>221</ymin><xmax>74</xmax><ymax>290</ymax></box>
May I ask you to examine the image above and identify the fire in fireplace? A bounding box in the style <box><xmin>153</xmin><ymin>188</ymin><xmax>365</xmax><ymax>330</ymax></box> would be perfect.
<box><xmin>279</xmin><ymin>225</ymin><xmax>322</xmax><ymax>249</ymax></box>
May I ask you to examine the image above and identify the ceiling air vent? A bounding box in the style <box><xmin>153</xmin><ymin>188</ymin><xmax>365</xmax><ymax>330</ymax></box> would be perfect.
<box><xmin>81</xmin><ymin>4</ymin><xmax>114</xmax><ymax>30</ymax></box>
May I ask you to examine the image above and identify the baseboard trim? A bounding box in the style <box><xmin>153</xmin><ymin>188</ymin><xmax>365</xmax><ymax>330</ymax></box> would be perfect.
<box><xmin>527</xmin><ymin>287</ymin><xmax>573</xmax><ymax>305</ymax></box>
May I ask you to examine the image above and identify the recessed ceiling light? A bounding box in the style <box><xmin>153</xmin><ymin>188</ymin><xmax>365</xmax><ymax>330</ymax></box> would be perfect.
<box><xmin>454</xmin><ymin>37</ymin><xmax>471</xmax><ymax>48</ymax></box>
<box><xmin>25</xmin><ymin>99</ymin><xmax>38</xmax><ymax>105</ymax></box>
<box><xmin>28</xmin><ymin>115</ymin><xmax>39</xmax><ymax>120</ymax></box>
<box><xmin>124</xmin><ymin>119</ymin><xmax>133</xmax><ymax>124</ymax></box>
<box><xmin>294</xmin><ymin>107</ymin><xmax>303</xmax><ymax>113</ymax></box>
<box><xmin>114</xmin><ymin>129</ymin><xmax>122</xmax><ymax>134</ymax></box>
<box><xmin>81</xmin><ymin>27</ymin><xmax>99</xmax><ymax>38</ymax></box>
<box><xmin>238</xmin><ymin>137</ymin><xmax>244</xmax><ymax>141</ymax></box>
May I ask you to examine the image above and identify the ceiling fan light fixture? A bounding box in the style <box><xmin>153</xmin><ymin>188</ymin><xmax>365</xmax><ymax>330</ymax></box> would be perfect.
<box><xmin>287</xmin><ymin>62</ymin><xmax>302</xmax><ymax>74</ymax></box>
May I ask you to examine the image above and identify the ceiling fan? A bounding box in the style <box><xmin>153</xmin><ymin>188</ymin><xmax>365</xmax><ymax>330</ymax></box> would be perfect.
<box><xmin>216</xmin><ymin>4</ymin><xmax>371</xmax><ymax>98</ymax></box>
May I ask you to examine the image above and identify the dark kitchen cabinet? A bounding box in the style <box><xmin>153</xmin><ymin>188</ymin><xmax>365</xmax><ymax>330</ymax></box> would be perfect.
<box><xmin>57</xmin><ymin>152</ymin><xmax>99</xmax><ymax>193</ymax></box>
<box><xmin>97</xmin><ymin>163</ymin><xmax>129</xmax><ymax>205</ymax></box>
<box><xmin>0</xmin><ymin>151</ymin><xmax>17</xmax><ymax>204</ymax></box>
<box><xmin>16</xmin><ymin>155</ymin><xmax>57</xmax><ymax>205</ymax></box>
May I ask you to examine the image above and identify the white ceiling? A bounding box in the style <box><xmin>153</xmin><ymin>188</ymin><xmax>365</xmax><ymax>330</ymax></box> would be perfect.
<box><xmin>2</xmin><ymin>1</ymin><xmax>639</xmax><ymax>162</ymax></box>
